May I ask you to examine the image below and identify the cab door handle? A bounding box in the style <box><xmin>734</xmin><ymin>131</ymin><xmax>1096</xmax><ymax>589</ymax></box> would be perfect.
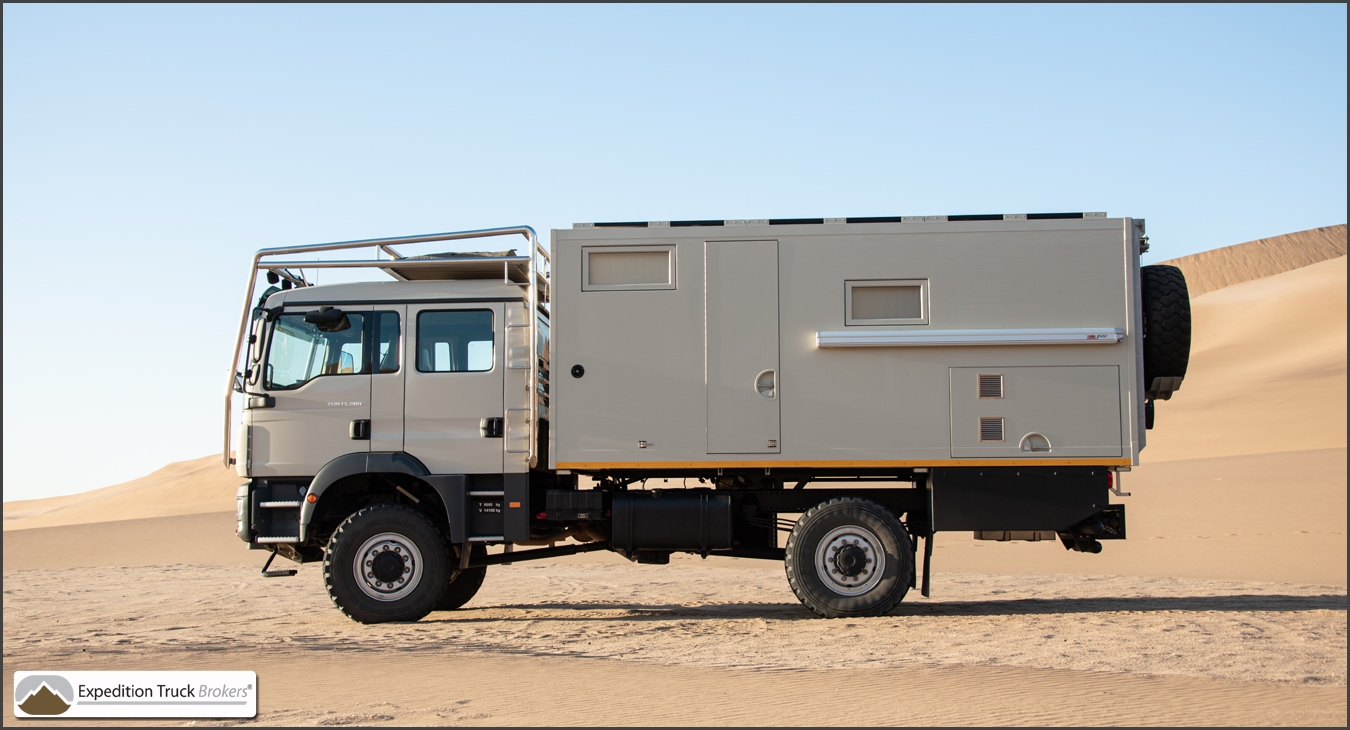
<box><xmin>350</xmin><ymin>420</ymin><xmax>371</xmax><ymax>440</ymax></box>
<box><xmin>480</xmin><ymin>417</ymin><xmax>503</xmax><ymax>438</ymax></box>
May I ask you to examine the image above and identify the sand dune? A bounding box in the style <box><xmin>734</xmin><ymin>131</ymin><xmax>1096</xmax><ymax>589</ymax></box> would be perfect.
<box><xmin>1158</xmin><ymin>223</ymin><xmax>1346</xmax><ymax>297</ymax></box>
<box><xmin>3</xmin><ymin>455</ymin><xmax>237</xmax><ymax>531</ymax></box>
<box><xmin>1144</xmin><ymin>255</ymin><xmax>1346</xmax><ymax>462</ymax></box>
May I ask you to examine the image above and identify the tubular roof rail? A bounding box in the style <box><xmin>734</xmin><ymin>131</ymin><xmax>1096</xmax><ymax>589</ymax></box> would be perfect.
<box><xmin>225</xmin><ymin>225</ymin><xmax>546</xmax><ymax>470</ymax></box>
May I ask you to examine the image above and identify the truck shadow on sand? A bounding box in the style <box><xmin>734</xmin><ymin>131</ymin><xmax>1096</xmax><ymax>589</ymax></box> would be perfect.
<box><xmin>890</xmin><ymin>593</ymin><xmax>1348</xmax><ymax>617</ymax></box>
<box><xmin>432</xmin><ymin>593</ymin><xmax>1347</xmax><ymax>622</ymax></box>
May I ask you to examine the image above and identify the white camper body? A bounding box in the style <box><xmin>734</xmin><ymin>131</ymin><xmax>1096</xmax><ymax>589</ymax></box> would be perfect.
<box><xmin>549</xmin><ymin>216</ymin><xmax>1146</xmax><ymax>471</ymax></box>
<box><xmin>226</xmin><ymin>213</ymin><xmax>1189</xmax><ymax>624</ymax></box>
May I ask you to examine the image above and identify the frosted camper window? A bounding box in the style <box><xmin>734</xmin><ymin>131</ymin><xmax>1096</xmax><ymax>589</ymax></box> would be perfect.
<box><xmin>582</xmin><ymin>246</ymin><xmax>676</xmax><ymax>291</ymax></box>
<box><xmin>416</xmin><ymin>310</ymin><xmax>494</xmax><ymax>373</ymax></box>
<box><xmin>846</xmin><ymin>280</ymin><xmax>929</xmax><ymax>325</ymax></box>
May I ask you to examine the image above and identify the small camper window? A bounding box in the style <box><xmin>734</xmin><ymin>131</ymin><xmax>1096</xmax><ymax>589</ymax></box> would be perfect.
<box><xmin>846</xmin><ymin>279</ymin><xmax>928</xmax><ymax>325</ymax></box>
<box><xmin>583</xmin><ymin>246</ymin><xmax>676</xmax><ymax>291</ymax></box>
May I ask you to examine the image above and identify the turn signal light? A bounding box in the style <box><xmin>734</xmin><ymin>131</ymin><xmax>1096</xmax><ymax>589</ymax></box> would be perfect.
<box><xmin>306</xmin><ymin>493</ymin><xmax>317</xmax><ymax>503</ymax></box>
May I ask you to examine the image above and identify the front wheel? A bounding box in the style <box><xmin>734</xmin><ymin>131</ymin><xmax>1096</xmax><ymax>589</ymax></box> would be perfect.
<box><xmin>785</xmin><ymin>497</ymin><xmax>914</xmax><ymax>618</ymax></box>
<box><xmin>324</xmin><ymin>504</ymin><xmax>449</xmax><ymax>624</ymax></box>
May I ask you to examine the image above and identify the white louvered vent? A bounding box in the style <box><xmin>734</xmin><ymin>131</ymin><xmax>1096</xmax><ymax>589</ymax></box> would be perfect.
<box><xmin>979</xmin><ymin>417</ymin><xmax>1005</xmax><ymax>442</ymax></box>
<box><xmin>978</xmin><ymin>373</ymin><xmax>1004</xmax><ymax>399</ymax></box>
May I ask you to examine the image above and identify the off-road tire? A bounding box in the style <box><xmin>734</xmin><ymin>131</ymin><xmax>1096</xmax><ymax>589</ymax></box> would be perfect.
<box><xmin>324</xmin><ymin>504</ymin><xmax>449</xmax><ymax>624</ymax></box>
<box><xmin>785</xmin><ymin>497</ymin><xmax>914</xmax><ymax>618</ymax></box>
<box><xmin>436</xmin><ymin>544</ymin><xmax>487</xmax><ymax>611</ymax></box>
<box><xmin>1140</xmin><ymin>264</ymin><xmax>1191</xmax><ymax>385</ymax></box>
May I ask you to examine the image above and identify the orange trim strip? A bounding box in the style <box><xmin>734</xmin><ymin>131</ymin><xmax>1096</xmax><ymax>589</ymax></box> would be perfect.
<box><xmin>556</xmin><ymin>458</ymin><xmax>1132</xmax><ymax>470</ymax></box>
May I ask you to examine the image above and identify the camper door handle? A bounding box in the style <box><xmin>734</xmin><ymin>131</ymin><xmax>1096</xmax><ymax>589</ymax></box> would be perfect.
<box><xmin>755</xmin><ymin>369</ymin><xmax>776</xmax><ymax>399</ymax></box>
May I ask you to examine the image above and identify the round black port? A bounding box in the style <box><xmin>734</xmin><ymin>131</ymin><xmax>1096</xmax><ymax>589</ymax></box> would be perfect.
<box><xmin>571</xmin><ymin>364</ymin><xmax>585</xmax><ymax>378</ymax></box>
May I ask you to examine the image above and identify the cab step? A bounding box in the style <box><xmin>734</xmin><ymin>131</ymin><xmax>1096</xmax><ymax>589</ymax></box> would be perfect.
<box><xmin>260</xmin><ymin>550</ymin><xmax>298</xmax><ymax>578</ymax></box>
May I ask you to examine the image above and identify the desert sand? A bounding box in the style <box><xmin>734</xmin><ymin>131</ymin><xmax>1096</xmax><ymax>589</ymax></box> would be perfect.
<box><xmin>4</xmin><ymin>227</ymin><xmax>1346</xmax><ymax>726</ymax></box>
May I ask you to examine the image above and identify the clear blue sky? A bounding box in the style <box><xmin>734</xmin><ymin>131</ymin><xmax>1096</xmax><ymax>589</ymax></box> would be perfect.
<box><xmin>4</xmin><ymin>4</ymin><xmax>1346</xmax><ymax>500</ymax></box>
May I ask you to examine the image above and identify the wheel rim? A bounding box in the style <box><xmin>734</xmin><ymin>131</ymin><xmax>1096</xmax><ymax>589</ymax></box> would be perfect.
<box><xmin>353</xmin><ymin>532</ymin><xmax>424</xmax><ymax>602</ymax></box>
<box><xmin>814</xmin><ymin>525</ymin><xmax>886</xmax><ymax>596</ymax></box>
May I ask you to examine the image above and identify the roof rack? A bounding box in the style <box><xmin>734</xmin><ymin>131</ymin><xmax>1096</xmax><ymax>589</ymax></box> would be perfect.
<box><xmin>576</xmin><ymin>212</ymin><xmax>1108</xmax><ymax>228</ymax></box>
<box><xmin>225</xmin><ymin>225</ymin><xmax>548</xmax><ymax>469</ymax></box>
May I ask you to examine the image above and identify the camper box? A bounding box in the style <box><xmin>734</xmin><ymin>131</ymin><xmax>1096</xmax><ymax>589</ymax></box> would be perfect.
<box><xmin>550</xmin><ymin>214</ymin><xmax>1145</xmax><ymax>472</ymax></box>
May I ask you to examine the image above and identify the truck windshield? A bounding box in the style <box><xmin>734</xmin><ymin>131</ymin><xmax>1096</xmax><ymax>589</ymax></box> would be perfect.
<box><xmin>265</xmin><ymin>313</ymin><xmax>367</xmax><ymax>390</ymax></box>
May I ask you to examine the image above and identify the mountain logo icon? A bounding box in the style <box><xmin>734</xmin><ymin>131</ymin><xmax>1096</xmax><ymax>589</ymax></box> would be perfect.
<box><xmin>14</xmin><ymin>675</ymin><xmax>73</xmax><ymax>716</ymax></box>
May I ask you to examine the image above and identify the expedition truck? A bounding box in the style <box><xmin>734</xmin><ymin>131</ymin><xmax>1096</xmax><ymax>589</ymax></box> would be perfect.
<box><xmin>227</xmin><ymin>214</ymin><xmax>1191</xmax><ymax>623</ymax></box>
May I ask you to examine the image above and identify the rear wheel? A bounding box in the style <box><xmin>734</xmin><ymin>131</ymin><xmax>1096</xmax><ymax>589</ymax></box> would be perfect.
<box><xmin>436</xmin><ymin>544</ymin><xmax>487</xmax><ymax>611</ymax></box>
<box><xmin>785</xmin><ymin>497</ymin><xmax>914</xmax><ymax>618</ymax></box>
<box><xmin>324</xmin><ymin>504</ymin><xmax>449</xmax><ymax>624</ymax></box>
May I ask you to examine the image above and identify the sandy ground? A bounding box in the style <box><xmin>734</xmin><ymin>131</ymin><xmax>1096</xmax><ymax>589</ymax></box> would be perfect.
<box><xmin>3</xmin><ymin>454</ymin><xmax>1346</xmax><ymax>728</ymax></box>
<box><xmin>3</xmin><ymin>556</ymin><xmax>1346</xmax><ymax>726</ymax></box>
<box><xmin>4</xmin><ymin>232</ymin><xmax>1347</xmax><ymax>725</ymax></box>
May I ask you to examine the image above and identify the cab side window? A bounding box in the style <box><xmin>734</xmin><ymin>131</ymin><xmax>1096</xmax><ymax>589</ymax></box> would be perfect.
<box><xmin>265</xmin><ymin>313</ymin><xmax>367</xmax><ymax>390</ymax></box>
<box><xmin>417</xmin><ymin>310</ymin><xmax>494</xmax><ymax>372</ymax></box>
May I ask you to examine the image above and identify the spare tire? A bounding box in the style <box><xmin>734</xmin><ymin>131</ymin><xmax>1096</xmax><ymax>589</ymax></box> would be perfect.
<box><xmin>1140</xmin><ymin>264</ymin><xmax>1191</xmax><ymax>395</ymax></box>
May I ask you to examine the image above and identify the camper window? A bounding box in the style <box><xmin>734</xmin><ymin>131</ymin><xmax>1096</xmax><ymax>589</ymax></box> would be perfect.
<box><xmin>846</xmin><ymin>279</ymin><xmax>929</xmax><ymax>325</ymax></box>
<box><xmin>582</xmin><ymin>246</ymin><xmax>676</xmax><ymax>291</ymax></box>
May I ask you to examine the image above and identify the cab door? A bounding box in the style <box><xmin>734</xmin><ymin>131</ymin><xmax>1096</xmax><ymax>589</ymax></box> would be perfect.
<box><xmin>249</xmin><ymin>306</ymin><xmax>374</xmax><ymax>477</ymax></box>
<box><xmin>403</xmin><ymin>304</ymin><xmax>504</xmax><ymax>474</ymax></box>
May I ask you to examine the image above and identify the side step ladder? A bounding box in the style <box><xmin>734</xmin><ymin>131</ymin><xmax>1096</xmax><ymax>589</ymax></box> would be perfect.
<box><xmin>260</xmin><ymin>549</ymin><xmax>298</xmax><ymax>578</ymax></box>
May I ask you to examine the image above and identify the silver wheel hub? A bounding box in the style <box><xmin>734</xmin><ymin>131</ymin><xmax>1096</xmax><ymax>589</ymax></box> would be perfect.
<box><xmin>815</xmin><ymin>525</ymin><xmax>885</xmax><ymax>596</ymax></box>
<box><xmin>353</xmin><ymin>532</ymin><xmax>423</xmax><ymax>602</ymax></box>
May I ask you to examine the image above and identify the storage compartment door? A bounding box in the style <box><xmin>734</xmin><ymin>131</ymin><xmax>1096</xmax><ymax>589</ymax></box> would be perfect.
<box><xmin>707</xmin><ymin>240</ymin><xmax>780</xmax><ymax>454</ymax></box>
<box><xmin>949</xmin><ymin>366</ymin><xmax>1122</xmax><ymax>458</ymax></box>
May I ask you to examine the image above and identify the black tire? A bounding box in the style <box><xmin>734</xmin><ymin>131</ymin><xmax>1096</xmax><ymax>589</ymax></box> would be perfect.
<box><xmin>1140</xmin><ymin>264</ymin><xmax>1192</xmax><ymax>385</ymax></box>
<box><xmin>324</xmin><ymin>504</ymin><xmax>449</xmax><ymax>624</ymax></box>
<box><xmin>436</xmin><ymin>544</ymin><xmax>487</xmax><ymax>611</ymax></box>
<box><xmin>785</xmin><ymin>497</ymin><xmax>914</xmax><ymax>618</ymax></box>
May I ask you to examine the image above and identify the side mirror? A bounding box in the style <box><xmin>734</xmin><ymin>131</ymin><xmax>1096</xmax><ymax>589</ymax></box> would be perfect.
<box><xmin>304</xmin><ymin>307</ymin><xmax>351</xmax><ymax>332</ymax></box>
